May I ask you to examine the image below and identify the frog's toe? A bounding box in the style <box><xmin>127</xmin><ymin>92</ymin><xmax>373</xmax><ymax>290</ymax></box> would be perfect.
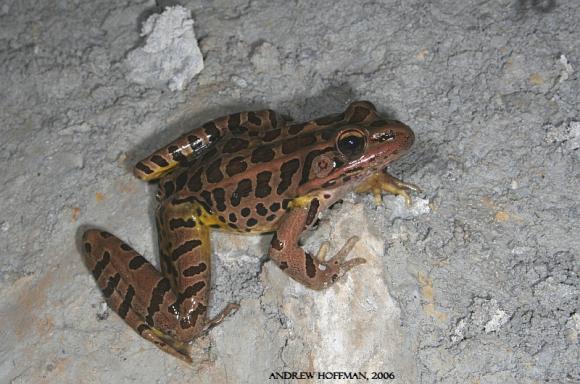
<box><xmin>203</xmin><ymin>303</ymin><xmax>240</xmax><ymax>333</ymax></box>
<box><xmin>356</xmin><ymin>172</ymin><xmax>420</xmax><ymax>207</ymax></box>
<box><xmin>319</xmin><ymin>236</ymin><xmax>366</xmax><ymax>286</ymax></box>
<box><xmin>326</xmin><ymin>236</ymin><xmax>360</xmax><ymax>264</ymax></box>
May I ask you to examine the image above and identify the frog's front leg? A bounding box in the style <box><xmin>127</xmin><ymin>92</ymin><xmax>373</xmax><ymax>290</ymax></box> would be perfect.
<box><xmin>356</xmin><ymin>170</ymin><xmax>421</xmax><ymax>206</ymax></box>
<box><xmin>268</xmin><ymin>201</ymin><xmax>366</xmax><ymax>290</ymax></box>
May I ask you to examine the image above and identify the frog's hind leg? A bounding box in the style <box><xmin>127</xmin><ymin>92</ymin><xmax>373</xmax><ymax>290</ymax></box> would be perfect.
<box><xmin>134</xmin><ymin>109</ymin><xmax>289</xmax><ymax>181</ymax></box>
<box><xmin>156</xmin><ymin>197</ymin><xmax>239</xmax><ymax>340</ymax></box>
<box><xmin>82</xmin><ymin>229</ymin><xmax>192</xmax><ymax>363</ymax></box>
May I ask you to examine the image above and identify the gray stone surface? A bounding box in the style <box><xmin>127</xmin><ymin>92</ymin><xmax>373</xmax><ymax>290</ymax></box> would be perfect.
<box><xmin>0</xmin><ymin>0</ymin><xmax>578</xmax><ymax>383</ymax></box>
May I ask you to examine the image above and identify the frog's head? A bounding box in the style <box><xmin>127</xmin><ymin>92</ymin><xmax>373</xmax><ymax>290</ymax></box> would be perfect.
<box><xmin>298</xmin><ymin>120</ymin><xmax>414</xmax><ymax>193</ymax></box>
<box><xmin>339</xmin><ymin>119</ymin><xmax>415</xmax><ymax>170</ymax></box>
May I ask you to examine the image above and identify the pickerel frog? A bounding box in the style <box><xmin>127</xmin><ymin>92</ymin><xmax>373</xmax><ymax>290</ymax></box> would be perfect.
<box><xmin>82</xmin><ymin>101</ymin><xmax>418</xmax><ymax>362</ymax></box>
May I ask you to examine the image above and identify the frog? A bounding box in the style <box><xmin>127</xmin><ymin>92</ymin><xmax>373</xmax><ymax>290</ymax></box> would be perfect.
<box><xmin>82</xmin><ymin>100</ymin><xmax>419</xmax><ymax>363</ymax></box>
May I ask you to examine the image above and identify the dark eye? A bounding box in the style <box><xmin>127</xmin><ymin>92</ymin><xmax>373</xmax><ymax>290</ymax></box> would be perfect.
<box><xmin>337</xmin><ymin>130</ymin><xmax>366</xmax><ymax>159</ymax></box>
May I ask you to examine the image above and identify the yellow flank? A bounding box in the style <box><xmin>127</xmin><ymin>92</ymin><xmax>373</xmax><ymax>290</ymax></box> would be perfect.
<box><xmin>139</xmin><ymin>167</ymin><xmax>172</xmax><ymax>181</ymax></box>
<box><xmin>289</xmin><ymin>195</ymin><xmax>318</xmax><ymax>209</ymax></box>
<box><xmin>173</xmin><ymin>200</ymin><xmax>229</xmax><ymax>230</ymax></box>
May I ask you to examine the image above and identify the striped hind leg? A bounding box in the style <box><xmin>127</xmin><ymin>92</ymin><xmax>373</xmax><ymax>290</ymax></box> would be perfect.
<box><xmin>134</xmin><ymin>109</ymin><xmax>289</xmax><ymax>181</ymax></box>
<box><xmin>155</xmin><ymin>197</ymin><xmax>239</xmax><ymax>339</ymax></box>
<box><xmin>82</xmin><ymin>230</ymin><xmax>193</xmax><ymax>362</ymax></box>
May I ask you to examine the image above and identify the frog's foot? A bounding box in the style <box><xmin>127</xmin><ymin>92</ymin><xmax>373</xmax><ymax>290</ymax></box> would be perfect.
<box><xmin>202</xmin><ymin>303</ymin><xmax>240</xmax><ymax>333</ymax></box>
<box><xmin>145</xmin><ymin>327</ymin><xmax>193</xmax><ymax>364</ymax></box>
<box><xmin>313</xmin><ymin>236</ymin><xmax>366</xmax><ymax>289</ymax></box>
<box><xmin>269</xmin><ymin>205</ymin><xmax>366</xmax><ymax>290</ymax></box>
<box><xmin>356</xmin><ymin>172</ymin><xmax>421</xmax><ymax>206</ymax></box>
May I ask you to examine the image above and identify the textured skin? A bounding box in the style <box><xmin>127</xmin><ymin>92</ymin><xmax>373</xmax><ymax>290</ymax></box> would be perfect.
<box><xmin>82</xmin><ymin>100</ymin><xmax>417</xmax><ymax>362</ymax></box>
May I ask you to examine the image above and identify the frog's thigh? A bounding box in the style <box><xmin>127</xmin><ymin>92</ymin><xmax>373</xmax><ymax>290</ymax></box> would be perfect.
<box><xmin>82</xmin><ymin>230</ymin><xmax>193</xmax><ymax>362</ymax></box>
<box><xmin>156</xmin><ymin>198</ymin><xmax>211</xmax><ymax>334</ymax></box>
<box><xmin>268</xmin><ymin>204</ymin><xmax>365</xmax><ymax>290</ymax></box>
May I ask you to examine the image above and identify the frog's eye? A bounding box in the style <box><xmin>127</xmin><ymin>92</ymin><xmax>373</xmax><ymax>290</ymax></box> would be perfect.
<box><xmin>337</xmin><ymin>130</ymin><xmax>366</xmax><ymax>159</ymax></box>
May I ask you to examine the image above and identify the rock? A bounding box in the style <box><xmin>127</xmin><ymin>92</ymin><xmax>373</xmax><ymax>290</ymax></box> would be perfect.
<box><xmin>125</xmin><ymin>6</ymin><xmax>204</xmax><ymax>91</ymax></box>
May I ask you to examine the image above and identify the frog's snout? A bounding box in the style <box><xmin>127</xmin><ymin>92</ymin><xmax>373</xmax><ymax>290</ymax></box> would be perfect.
<box><xmin>369</xmin><ymin>121</ymin><xmax>414</xmax><ymax>150</ymax></box>
<box><xmin>399</xmin><ymin>122</ymin><xmax>415</xmax><ymax>150</ymax></box>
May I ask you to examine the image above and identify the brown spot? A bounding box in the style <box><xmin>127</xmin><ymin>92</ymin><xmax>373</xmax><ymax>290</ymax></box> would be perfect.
<box><xmin>271</xmin><ymin>233</ymin><xmax>283</xmax><ymax>250</ymax></box>
<box><xmin>279</xmin><ymin>261</ymin><xmax>288</xmax><ymax>270</ymax></box>
<box><xmin>146</xmin><ymin>278</ymin><xmax>171</xmax><ymax>326</ymax></box>
<box><xmin>187</xmin><ymin>168</ymin><xmax>204</xmax><ymax>192</ymax></box>
<box><xmin>102</xmin><ymin>273</ymin><xmax>121</xmax><ymax>298</ymax></box>
<box><xmin>277</xmin><ymin>159</ymin><xmax>300</xmax><ymax>194</ymax></box>
<box><xmin>182</xmin><ymin>263</ymin><xmax>207</xmax><ymax>277</ymax></box>
<box><xmin>206</xmin><ymin>159</ymin><xmax>224</xmax><ymax>183</ymax></box>
<box><xmin>168</xmin><ymin>145</ymin><xmax>187</xmax><ymax>163</ymax></box>
<box><xmin>263</xmin><ymin>128</ymin><xmax>281</xmax><ymax>142</ymax></box>
<box><xmin>92</xmin><ymin>251</ymin><xmax>110</xmax><ymax>279</ymax></box>
<box><xmin>227</xmin><ymin>113</ymin><xmax>245</xmax><ymax>135</ymax></box>
<box><xmin>247</xmin><ymin>111</ymin><xmax>262</xmax><ymax>126</ymax></box>
<box><xmin>175</xmin><ymin>171</ymin><xmax>188</xmax><ymax>191</ymax></box>
<box><xmin>255</xmin><ymin>171</ymin><xmax>272</xmax><ymax>198</ymax></box>
<box><xmin>118</xmin><ymin>285</ymin><xmax>135</xmax><ymax>319</ymax></box>
<box><xmin>225</xmin><ymin>156</ymin><xmax>248</xmax><ymax>177</ymax></box>
<box><xmin>150</xmin><ymin>155</ymin><xmax>169</xmax><ymax>167</ymax></box>
<box><xmin>163</xmin><ymin>181</ymin><xmax>175</xmax><ymax>197</ymax></box>
<box><xmin>268</xmin><ymin>110</ymin><xmax>280</xmax><ymax>128</ymax></box>
<box><xmin>171</xmin><ymin>240</ymin><xmax>202</xmax><ymax>261</ymax></box>
<box><xmin>169</xmin><ymin>218</ymin><xmax>196</xmax><ymax>230</ymax></box>
<box><xmin>231</xmin><ymin>179</ymin><xmax>252</xmax><ymax>206</ymax></box>
<box><xmin>251</xmin><ymin>146</ymin><xmax>275</xmax><ymax>163</ymax></box>
<box><xmin>128</xmin><ymin>255</ymin><xmax>148</xmax><ymax>270</ymax></box>
<box><xmin>306</xmin><ymin>198</ymin><xmax>319</xmax><ymax>226</ymax></box>
<box><xmin>222</xmin><ymin>138</ymin><xmax>250</xmax><ymax>153</ymax></box>
<box><xmin>95</xmin><ymin>192</ymin><xmax>105</xmax><ymax>202</ymax></box>
<box><xmin>120</xmin><ymin>243</ymin><xmax>132</xmax><ymax>251</ymax></box>
<box><xmin>288</xmin><ymin>123</ymin><xmax>306</xmax><ymax>135</ymax></box>
<box><xmin>203</xmin><ymin>122</ymin><xmax>221</xmax><ymax>143</ymax></box>
<box><xmin>213</xmin><ymin>188</ymin><xmax>227</xmax><ymax>211</ymax></box>
<box><xmin>305</xmin><ymin>253</ymin><xmax>316</xmax><ymax>278</ymax></box>
<box><xmin>135</xmin><ymin>162</ymin><xmax>153</xmax><ymax>175</ymax></box>
<box><xmin>255</xmin><ymin>203</ymin><xmax>268</xmax><ymax>216</ymax></box>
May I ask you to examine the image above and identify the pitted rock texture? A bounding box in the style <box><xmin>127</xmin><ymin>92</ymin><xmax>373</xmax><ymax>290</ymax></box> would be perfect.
<box><xmin>0</xmin><ymin>0</ymin><xmax>578</xmax><ymax>383</ymax></box>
